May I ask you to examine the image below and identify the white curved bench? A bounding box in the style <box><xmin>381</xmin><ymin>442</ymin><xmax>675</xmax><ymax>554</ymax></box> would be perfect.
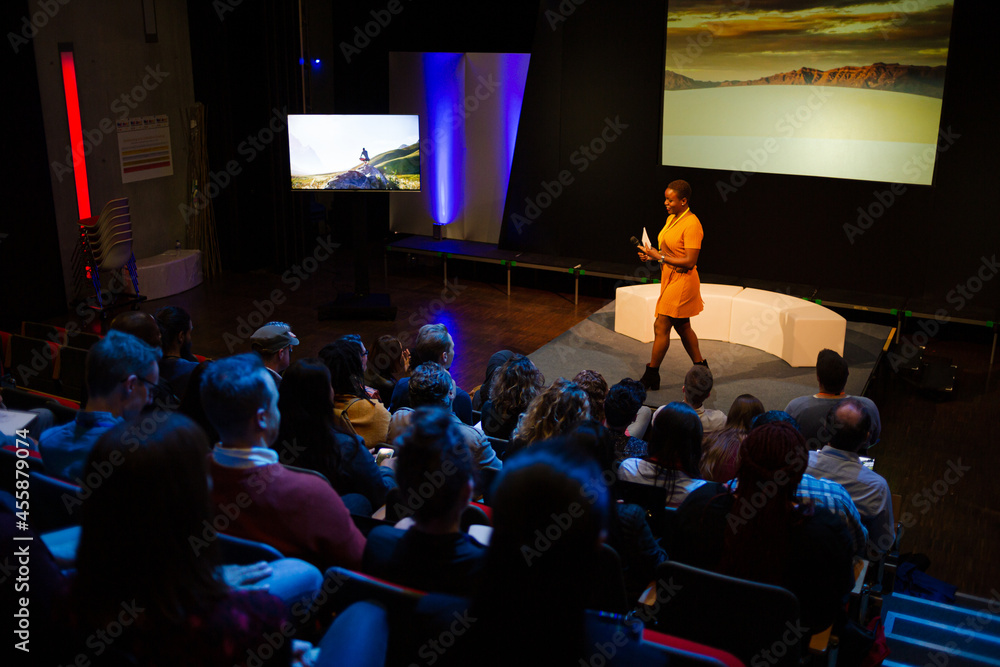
<box><xmin>614</xmin><ymin>283</ymin><xmax>845</xmax><ymax>367</ymax></box>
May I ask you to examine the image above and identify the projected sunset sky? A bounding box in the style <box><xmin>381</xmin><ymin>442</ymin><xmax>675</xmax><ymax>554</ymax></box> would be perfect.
<box><xmin>665</xmin><ymin>0</ymin><xmax>953</xmax><ymax>82</ymax></box>
<box><xmin>662</xmin><ymin>1</ymin><xmax>955</xmax><ymax>185</ymax></box>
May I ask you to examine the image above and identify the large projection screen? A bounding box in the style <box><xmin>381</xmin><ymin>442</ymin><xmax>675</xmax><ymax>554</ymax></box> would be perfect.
<box><xmin>661</xmin><ymin>1</ymin><xmax>955</xmax><ymax>186</ymax></box>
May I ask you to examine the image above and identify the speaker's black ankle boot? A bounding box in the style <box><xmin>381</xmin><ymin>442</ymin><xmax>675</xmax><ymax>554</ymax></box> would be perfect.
<box><xmin>640</xmin><ymin>364</ymin><xmax>660</xmax><ymax>391</ymax></box>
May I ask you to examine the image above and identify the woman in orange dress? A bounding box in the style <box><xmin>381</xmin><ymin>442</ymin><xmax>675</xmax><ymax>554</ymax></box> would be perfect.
<box><xmin>637</xmin><ymin>180</ymin><xmax>707</xmax><ymax>390</ymax></box>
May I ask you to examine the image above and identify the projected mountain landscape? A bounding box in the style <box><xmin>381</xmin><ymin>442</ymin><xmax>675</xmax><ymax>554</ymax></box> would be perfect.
<box><xmin>291</xmin><ymin>143</ymin><xmax>420</xmax><ymax>190</ymax></box>
<box><xmin>664</xmin><ymin>63</ymin><xmax>947</xmax><ymax>99</ymax></box>
<box><xmin>662</xmin><ymin>1</ymin><xmax>955</xmax><ymax>185</ymax></box>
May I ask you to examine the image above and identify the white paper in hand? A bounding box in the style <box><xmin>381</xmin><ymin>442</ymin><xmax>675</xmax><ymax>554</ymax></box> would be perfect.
<box><xmin>641</xmin><ymin>227</ymin><xmax>651</xmax><ymax>249</ymax></box>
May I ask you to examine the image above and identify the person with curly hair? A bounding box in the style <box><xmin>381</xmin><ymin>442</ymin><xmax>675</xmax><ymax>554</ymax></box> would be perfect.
<box><xmin>509</xmin><ymin>378</ymin><xmax>590</xmax><ymax>453</ymax></box>
<box><xmin>572</xmin><ymin>370</ymin><xmax>608</xmax><ymax>424</ymax></box>
<box><xmin>480</xmin><ymin>354</ymin><xmax>544</xmax><ymax>440</ymax></box>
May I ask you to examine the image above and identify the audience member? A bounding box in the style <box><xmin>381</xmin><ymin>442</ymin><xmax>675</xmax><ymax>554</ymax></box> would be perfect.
<box><xmin>699</xmin><ymin>394</ymin><xmax>762</xmax><ymax>484</ymax></box>
<box><xmin>277</xmin><ymin>358</ymin><xmax>394</xmax><ymax>514</ymax></box>
<box><xmin>389</xmin><ymin>323</ymin><xmax>473</xmax><ymax>424</ymax></box>
<box><xmin>509</xmin><ymin>378</ymin><xmax>590</xmax><ymax>452</ymax></box>
<box><xmin>339</xmin><ymin>333</ymin><xmax>382</xmax><ymax>401</ymax></box>
<box><xmin>201</xmin><ymin>353</ymin><xmax>366</xmax><ymax>570</ymax></box>
<box><xmin>108</xmin><ymin>310</ymin><xmax>161</xmax><ymax>348</ymax></box>
<box><xmin>716</xmin><ymin>408</ymin><xmax>870</xmax><ymax>557</ymax></box>
<box><xmin>250</xmin><ymin>321</ymin><xmax>300</xmax><ymax>384</ymax></box>
<box><xmin>682</xmin><ymin>364</ymin><xmax>726</xmax><ymax>435</ymax></box>
<box><xmin>177</xmin><ymin>360</ymin><xmax>218</xmax><ymax>443</ymax></box>
<box><xmin>752</xmin><ymin>409</ymin><xmax>799</xmax><ymax>430</ymax></box>
<box><xmin>807</xmin><ymin>398</ymin><xmax>895</xmax><ymax>557</ymax></box>
<box><xmin>700</xmin><ymin>426</ymin><xmax>745</xmax><ymax>483</ymax></box>
<box><xmin>471</xmin><ymin>349</ymin><xmax>514</xmax><ymax>411</ymax></box>
<box><xmin>363</xmin><ymin>407</ymin><xmax>486</xmax><ymax>595</ymax></box>
<box><xmin>395</xmin><ymin>442</ymin><xmax>674</xmax><ymax>666</ymax></box>
<box><xmin>479</xmin><ymin>354</ymin><xmax>544</xmax><ymax>440</ymax></box>
<box><xmin>572</xmin><ymin>369</ymin><xmax>608</xmax><ymax>424</ymax></box>
<box><xmin>617</xmin><ymin>401</ymin><xmax>709</xmax><ymax>507</ymax></box>
<box><xmin>388</xmin><ymin>362</ymin><xmax>501</xmax><ymax>471</ymax></box>
<box><xmin>724</xmin><ymin>393</ymin><xmax>765</xmax><ymax>431</ymax></box>
<box><xmin>156</xmin><ymin>305</ymin><xmax>199</xmax><ymax>401</ymax></box>
<box><xmin>59</xmin><ymin>414</ymin><xmax>295</xmax><ymax>665</ymax></box>
<box><xmin>365</xmin><ymin>334</ymin><xmax>409</xmax><ymax>400</ymax></box>
<box><xmin>39</xmin><ymin>330</ymin><xmax>159</xmax><ymax>480</ymax></box>
<box><xmin>785</xmin><ymin>349</ymin><xmax>882</xmax><ymax>449</ymax></box>
<box><xmin>675</xmin><ymin>422</ymin><xmax>854</xmax><ymax>634</ymax></box>
<box><xmin>320</xmin><ymin>338</ymin><xmax>391</xmax><ymax>449</ymax></box>
<box><xmin>604</xmin><ymin>378</ymin><xmax>649</xmax><ymax>462</ymax></box>
<box><xmin>568</xmin><ymin>421</ymin><xmax>667</xmax><ymax>601</ymax></box>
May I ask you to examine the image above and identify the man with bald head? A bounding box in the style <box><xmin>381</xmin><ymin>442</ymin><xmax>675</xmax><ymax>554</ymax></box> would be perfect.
<box><xmin>806</xmin><ymin>397</ymin><xmax>895</xmax><ymax>558</ymax></box>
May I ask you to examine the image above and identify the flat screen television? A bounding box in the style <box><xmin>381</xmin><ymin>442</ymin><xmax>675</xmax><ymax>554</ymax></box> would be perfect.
<box><xmin>288</xmin><ymin>114</ymin><xmax>420</xmax><ymax>191</ymax></box>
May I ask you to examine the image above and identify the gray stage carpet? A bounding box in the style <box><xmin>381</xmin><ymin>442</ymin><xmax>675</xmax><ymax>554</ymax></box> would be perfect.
<box><xmin>528</xmin><ymin>301</ymin><xmax>891</xmax><ymax>412</ymax></box>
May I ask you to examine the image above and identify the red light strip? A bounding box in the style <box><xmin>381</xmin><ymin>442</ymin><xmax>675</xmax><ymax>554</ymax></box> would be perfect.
<box><xmin>59</xmin><ymin>49</ymin><xmax>91</xmax><ymax>220</ymax></box>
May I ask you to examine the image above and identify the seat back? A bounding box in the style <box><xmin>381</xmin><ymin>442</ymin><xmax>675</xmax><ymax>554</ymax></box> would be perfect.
<box><xmin>29</xmin><ymin>471</ymin><xmax>83</xmax><ymax>532</ymax></box>
<box><xmin>588</xmin><ymin>542</ymin><xmax>630</xmax><ymax>614</ymax></box>
<box><xmin>58</xmin><ymin>346</ymin><xmax>88</xmax><ymax>402</ymax></box>
<box><xmin>614</xmin><ymin>479</ymin><xmax>678</xmax><ymax>542</ymax></box>
<box><xmin>21</xmin><ymin>322</ymin><xmax>67</xmax><ymax>346</ymax></box>
<box><xmin>6</xmin><ymin>334</ymin><xmax>61</xmax><ymax>395</ymax></box>
<box><xmin>217</xmin><ymin>532</ymin><xmax>285</xmax><ymax>563</ymax></box>
<box><xmin>650</xmin><ymin>560</ymin><xmax>802</xmax><ymax>667</ymax></box>
<box><xmin>485</xmin><ymin>435</ymin><xmax>509</xmax><ymax>460</ymax></box>
<box><xmin>315</xmin><ymin>566</ymin><xmax>425</xmax><ymax>622</ymax></box>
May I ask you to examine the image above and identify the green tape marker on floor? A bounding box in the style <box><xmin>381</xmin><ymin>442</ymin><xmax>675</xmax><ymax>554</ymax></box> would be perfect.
<box><xmin>579</xmin><ymin>269</ymin><xmax>586</xmax><ymax>276</ymax></box>
<box><xmin>511</xmin><ymin>261</ymin><xmax>517</xmax><ymax>267</ymax></box>
<box><xmin>905</xmin><ymin>310</ymin><xmax>912</xmax><ymax>317</ymax></box>
<box><xmin>890</xmin><ymin>308</ymin><xmax>898</xmax><ymax>316</ymax></box>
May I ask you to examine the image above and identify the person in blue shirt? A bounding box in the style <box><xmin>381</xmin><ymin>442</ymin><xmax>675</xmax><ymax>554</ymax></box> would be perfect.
<box><xmin>39</xmin><ymin>330</ymin><xmax>160</xmax><ymax>481</ymax></box>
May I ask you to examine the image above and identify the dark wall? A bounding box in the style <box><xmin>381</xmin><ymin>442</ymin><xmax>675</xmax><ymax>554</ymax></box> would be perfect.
<box><xmin>187</xmin><ymin>0</ymin><xmax>538</xmax><ymax>270</ymax></box>
<box><xmin>1</xmin><ymin>1</ymin><xmax>67</xmax><ymax>325</ymax></box>
<box><xmin>187</xmin><ymin>0</ymin><xmax>304</xmax><ymax>272</ymax></box>
<box><xmin>500</xmin><ymin>0</ymin><xmax>1000</xmax><ymax>313</ymax></box>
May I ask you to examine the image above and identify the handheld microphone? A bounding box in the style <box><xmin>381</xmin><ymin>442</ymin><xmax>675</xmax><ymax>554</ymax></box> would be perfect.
<box><xmin>629</xmin><ymin>236</ymin><xmax>641</xmax><ymax>246</ymax></box>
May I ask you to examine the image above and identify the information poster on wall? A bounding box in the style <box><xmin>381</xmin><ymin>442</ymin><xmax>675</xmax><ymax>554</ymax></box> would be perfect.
<box><xmin>118</xmin><ymin>115</ymin><xmax>173</xmax><ymax>183</ymax></box>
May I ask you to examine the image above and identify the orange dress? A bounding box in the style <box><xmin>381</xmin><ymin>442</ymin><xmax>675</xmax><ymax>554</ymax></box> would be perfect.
<box><xmin>655</xmin><ymin>210</ymin><xmax>704</xmax><ymax>318</ymax></box>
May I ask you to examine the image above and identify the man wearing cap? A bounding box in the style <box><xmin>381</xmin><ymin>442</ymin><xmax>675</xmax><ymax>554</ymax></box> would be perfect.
<box><xmin>251</xmin><ymin>322</ymin><xmax>299</xmax><ymax>384</ymax></box>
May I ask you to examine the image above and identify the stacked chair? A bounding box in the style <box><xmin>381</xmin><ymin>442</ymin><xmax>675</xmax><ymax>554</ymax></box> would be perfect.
<box><xmin>78</xmin><ymin>198</ymin><xmax>143</xmax><ymax>315</ymax></box>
